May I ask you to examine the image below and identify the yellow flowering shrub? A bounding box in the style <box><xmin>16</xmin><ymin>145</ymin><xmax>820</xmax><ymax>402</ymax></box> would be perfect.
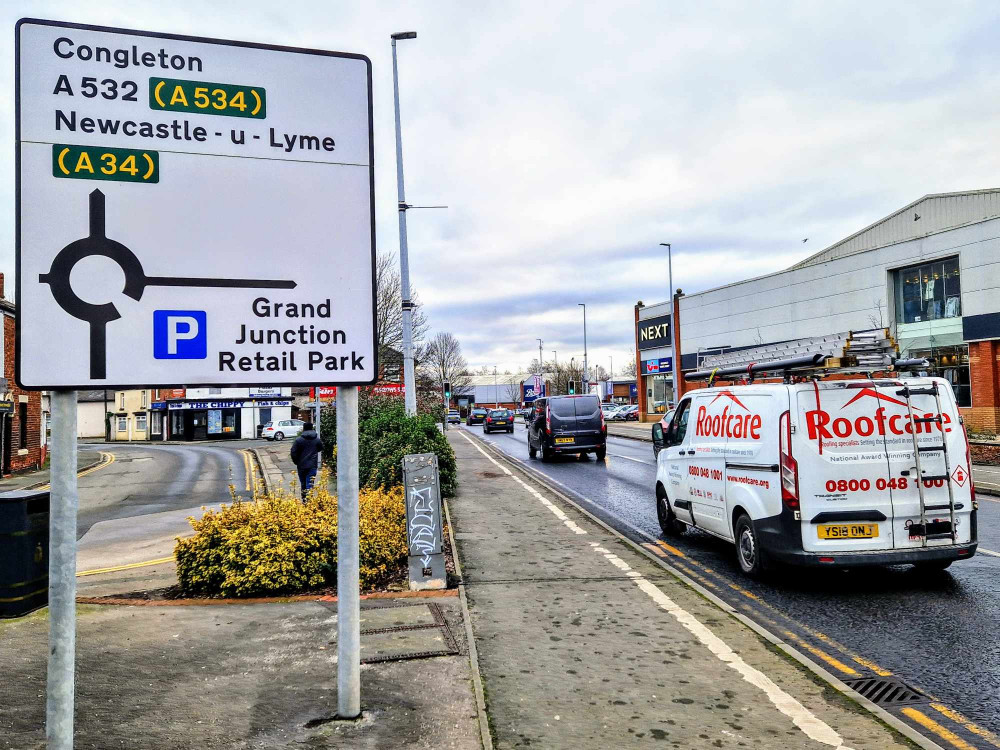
<box><xmin>174</xmin><ymin>470</ymin><xmax>408</xmax><ymax>597</ymax></box>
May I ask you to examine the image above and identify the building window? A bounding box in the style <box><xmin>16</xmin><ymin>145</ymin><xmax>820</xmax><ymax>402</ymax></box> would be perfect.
<box><xmin>136</xmin><ymin>414</ymin><xmax>147</xmax><ymax>432</ymax></box>
<box><xmin>119</xmin><ymin>392</ymin><xmax>125</xmax><ymax>410</ymax></box>
<box><xmin>900</xmin><ymin>343</ymin><xmax>971</xmax><ymax>408</ymax></box>
<box><xmin>209</xmin><ymin>388</ymin><xmax>222</xmax><ymax>395</ymax></box>
<box><xmin>894</xmin><ymin>257</ymin><xmax>961</xmax><ymax>324</ymax></box>
<box><xmin>117</xmin><ymin>416</ymin><xmax>128</xmax><ymax>432</ymax></box>
<box><xmin>141</xmin><ymin>391</ymin><xmax>147</xmax><ymax>408</ymax></box>
<box><xmin>150</xmin><ymin>411</ymin><xmax>163</xmax><ymax>435</ymax></box>
<box><xmin>19</xmin><ymin>402</ymin><xmax>28</xmax><ymax>449</ymax></box>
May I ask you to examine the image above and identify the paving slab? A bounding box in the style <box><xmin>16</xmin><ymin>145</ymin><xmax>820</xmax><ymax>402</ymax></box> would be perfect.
<box><xmin>0</xmin><ymin>597</ymin><xmax>480</xmax><ymax>749</ymax></box>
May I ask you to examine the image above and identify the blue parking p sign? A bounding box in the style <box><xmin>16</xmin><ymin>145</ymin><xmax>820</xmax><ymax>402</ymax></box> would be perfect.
<box><xmin>153</xmin><ymin>311</ymin><xmax>207</xmax><ymax>359</ymax></box>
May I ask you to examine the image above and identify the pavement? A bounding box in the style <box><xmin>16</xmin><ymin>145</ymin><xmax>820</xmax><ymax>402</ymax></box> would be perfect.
<box><xmin>446</xmin><ymin>428</ymin><xmax>919</xmax><ymax>749</ymax></box>
<box><xmin>0</xmin><ymin>595</ymin><xmax>482</xmax><ymax>749</ymax></box>
<box><xmin>606</xmin><ymin>420</ymin><xmax>654</xmax><ymax>441</ymax></box>
<box><xmin>464</xmin><ymin>421</ymin><xmax>1000</xmax><ymax>748</ymax></box>
<box><xmin>0</xmin><ymin>449</ymin><xmax>103</xmax><ymax>492</ymax></box>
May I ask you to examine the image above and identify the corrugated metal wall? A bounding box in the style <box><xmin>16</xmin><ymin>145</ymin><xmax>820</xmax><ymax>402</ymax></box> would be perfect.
<box><xmin>793</xmin><ymin>190</ymin><xmax>1000</xmax><ymax>268</ymax></box>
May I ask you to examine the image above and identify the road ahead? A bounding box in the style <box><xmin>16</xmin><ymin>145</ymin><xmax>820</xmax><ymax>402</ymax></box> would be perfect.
<box><xmin>74</xmin><ymin>441</ymin><xmax>258</xmax><ymax>579</ymax></box>
<box><xmin>464</xmin><ymin>421</ymin><xmax>1000</xmax><ymax>745</ymax></box>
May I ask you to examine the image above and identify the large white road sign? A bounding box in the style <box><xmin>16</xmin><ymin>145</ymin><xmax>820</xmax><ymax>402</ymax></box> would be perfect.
<box><xmin>15</xmin><ymin>19</ymin><xmax>376</xmax><ymax>387</ymax></box>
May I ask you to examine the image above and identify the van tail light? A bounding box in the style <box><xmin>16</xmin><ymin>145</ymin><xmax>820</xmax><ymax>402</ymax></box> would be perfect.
<box><xmin>779</xmin><ymin>410</ymin><xmax>799</xmax><ymax>511</ymax></box>
<box><xmin>546</xmin><ymin>405</ymin><xmax>552</xmax><ymax>434</ymax></box>
<box><xmin>963</xmin><ymin>425</ymin><xmax>976</xmax><ymax>500</ymax></box>
<box><xmin>599</xmin><ymin>407</ymin><xmax>606</xmax><ymax>432</ymax></box>
<box><xmin>486</xmin><ymin>417</ymin><xmax>492</xmax><ymax>424</ymax></box>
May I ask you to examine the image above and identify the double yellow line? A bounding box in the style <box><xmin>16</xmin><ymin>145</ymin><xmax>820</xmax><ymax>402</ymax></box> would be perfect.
<box><xmin>37</xmin><ymin>451</ymin><xmax>115</xmax><ymax>491</ymax></box>
<box><xmin>240</xmin><ymin>449</ymin><xmax>259</xmax><ymax>497</ymax></box>
<box><xmin>643</xmin><ymin>539</ymin><xmax>1000</xmax><ymax>750</ymax></box>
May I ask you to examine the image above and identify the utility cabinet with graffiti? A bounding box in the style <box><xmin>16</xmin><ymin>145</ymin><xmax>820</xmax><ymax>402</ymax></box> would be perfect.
<box><xmin>402</xmin><ymin>453</ymin><xmax>446</xmax><ymax>590</ymax></box>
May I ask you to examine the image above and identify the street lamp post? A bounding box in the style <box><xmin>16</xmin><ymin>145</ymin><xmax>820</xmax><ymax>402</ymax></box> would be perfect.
<box><xmin>659</xmin><ymin>243</ymin><xmax>678</xmax><ymax>404</ymax></box>
<box><xmin>494</xmin><ymin>366</ymin><xmax>499</xmax><ymax>408</ymax></box>
<box><xmin>578</xmin><ymin>303</ymin><xmax>588</xmax><ymax>394</ymax></box>
<box><xmin>392</xmin><ymin>31</ymin><xmax>418</xmax><ymax>416</ymax></box>
<box><xmin>537</xmin><ymin>338</ymin><xmax>543</xmax><ymax>373</ymax></box>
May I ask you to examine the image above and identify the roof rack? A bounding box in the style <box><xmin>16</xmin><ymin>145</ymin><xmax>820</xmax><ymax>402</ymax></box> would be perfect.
<box><xmin>685</xmin><ymin>329</ymin><xmax>930</xmax><ymax>384</ymax></box>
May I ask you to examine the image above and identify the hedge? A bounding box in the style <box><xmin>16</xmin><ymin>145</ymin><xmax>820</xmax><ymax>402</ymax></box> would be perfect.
<box><xmin>174</xmin><ymin>471</ymin><xmax>408</xmax><ymax>597</ymax></box>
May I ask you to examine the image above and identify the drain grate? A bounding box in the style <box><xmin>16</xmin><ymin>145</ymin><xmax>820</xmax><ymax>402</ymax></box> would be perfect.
<box><xmin>844</xmin><ymin>676</ymin><xmax>928</xmax><ymax>706</ymax></box>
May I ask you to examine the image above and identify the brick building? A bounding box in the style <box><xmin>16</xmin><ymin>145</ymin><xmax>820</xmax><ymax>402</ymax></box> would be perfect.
<box><xmin>634</xmin><ymin>190</ymin><xmax>1000</xmax><ymax>431</ymax></box>
<box><xmin>1</xmin><ymin>274</ymin><xmax>44</xmax><ymax>474</ymax></box>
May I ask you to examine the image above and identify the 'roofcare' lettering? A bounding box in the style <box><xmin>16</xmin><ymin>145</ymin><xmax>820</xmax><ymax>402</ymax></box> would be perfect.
<box><xmin>695</xmin><ymin>405</ymin><xmax>762</xmax><ymax>440</ymax></box>
<box><xmin>805</xmin><ymin>407</ymin><xmax>952</xmax><ymax>440</ymax></box>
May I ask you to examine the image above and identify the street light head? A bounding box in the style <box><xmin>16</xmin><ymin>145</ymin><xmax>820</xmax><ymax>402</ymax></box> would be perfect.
<box><xmin>660</xmin><ymin>243</ymin><xmax>670</xmax><ymax>248</ymax></box>
<box><xmin>391</xmin><ymin>31</ymin><xmax>417</xmax><ymax>40</ymax></box>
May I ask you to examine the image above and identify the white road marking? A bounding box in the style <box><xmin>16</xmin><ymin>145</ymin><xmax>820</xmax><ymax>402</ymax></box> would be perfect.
<box><xmin>978</xmin><ymin>548</ymin><xmax>1000</xmax><ymax>558</ymax></box>
<box><xmin>609</xmin><ymin>452</ymin><xmax>655</xmax><ymax>466</ymax></box>
<box><xmin>588</xmin><ymin>540</ymin><xmax>855</xmax><ymax>750</ymax></box>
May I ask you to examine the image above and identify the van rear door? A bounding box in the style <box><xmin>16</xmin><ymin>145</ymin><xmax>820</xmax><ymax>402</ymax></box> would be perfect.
<box><xmin>548</xmin><ymin>395</ymin><xmax>603</xmax><ymax>447</ymax></box>
<box><xmin>795</xmin><ymin>382</ymin><xmax>895</xmax><ymax>553</ymax></box>
<box><xmin>878</xmin><ymin>378</ymin><xmax>974</xmax><ymax>550</ymax></box>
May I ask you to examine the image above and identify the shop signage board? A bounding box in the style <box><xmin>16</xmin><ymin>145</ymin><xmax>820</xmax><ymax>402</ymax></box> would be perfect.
<box><xmin>167</xmin><ymin>398</ymin><xmax>291</xmax><ymax>410</ymax></box>
<box><xmin>641</xmin><ymin>356</ymin><xmax>672</xmax><ymax>375</ymax></box>
<box><xmin>637</xmin><ymin>313</ymin><xmax>672</xmax><ymax>351</ymax></box>
<box><xmin>15</xmin><ymin>19</ymin><xmax>376</xmax><ymax>388</ymax></box>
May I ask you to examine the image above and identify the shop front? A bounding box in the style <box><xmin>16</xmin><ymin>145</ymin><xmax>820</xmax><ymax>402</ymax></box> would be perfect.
<box><xmin>165</xmin><ymin>398</ymin><xmax>292</xmax><ymax>440</ymax></box>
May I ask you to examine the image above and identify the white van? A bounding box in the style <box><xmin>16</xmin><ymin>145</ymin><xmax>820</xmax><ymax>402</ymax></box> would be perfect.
<box><xmin>653</xmin><ymin>377</ymin><xmax>978</xmax><ymax>577</ymax></box>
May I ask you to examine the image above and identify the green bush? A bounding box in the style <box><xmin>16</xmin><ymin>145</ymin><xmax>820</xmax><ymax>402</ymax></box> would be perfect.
<box><xmin>174</xmin><ymin>471</ymin><xmax>408</xmax><ymax>597</ymax></box>
<box><xmin>321</xmin><ymin>390</ymin><xmax>457</xmax><ymax>497</ymax></box>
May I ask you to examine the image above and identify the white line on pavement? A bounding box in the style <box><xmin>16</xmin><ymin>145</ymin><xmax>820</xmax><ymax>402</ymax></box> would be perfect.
<box><xmin>589</xmin><ymin>541</ymin><xmax>855</xmax><ymax>750</ymax></box>
<box><xmin>979</xmin><ymin>548</ymin><xmax>1000</xmax><ymax>558</ymax></box>
<box><xmin>459</xmin><ymin>430</ymin><xmax>587</xmax><ymax>535</ymax></box>
<box><xmin>609</xmin><ymin>453</ymin><xmax>655</xmax><ymax>466</ymax></box>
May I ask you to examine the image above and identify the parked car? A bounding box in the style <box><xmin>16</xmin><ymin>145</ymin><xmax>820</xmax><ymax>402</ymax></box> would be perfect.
<box><xmin>262</xmin><ymin>419</ymin><xmax>305</xmax><ymax>441</ymax></box>
<box><xmin>467</xmin><ymin>407</ymin><xmax>488</xmax><ymax>426</ymax></box>
<box><xmin>653</xmin><ymin>377</ymin><xmax>976</xmax><ymax>577</ymax></box>
<box><xmin>651</xmin><ymin>409</ymin><xmax>675</xmax><ymax>458</ymax></box>
<box><xmin>447</xmin><ymin>410</ymin><xmax>461</xmax><ymax>424</ymax></box>
<box><xmin>622</xmin><ymin>405</ymin><xmax>640</xmax><ymax>421</ymax></box>
<box><xmin>607</xmin><ymin>405</ymin><xmax>629</xmax><ymax>421</ymax></box>
<box><xmin>484</xmin><ymin>408</ymin><xmax>515</xmax><ymax>434</ymax></box>
<box><xmin>527</xmin><ymin>395</ymin><xmax>607</xmax><ymax>461</ymax></box>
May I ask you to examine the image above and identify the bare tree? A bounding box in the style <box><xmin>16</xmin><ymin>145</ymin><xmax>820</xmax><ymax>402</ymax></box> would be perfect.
<box><xmin>375</xmin><ymin>250</ymin><xmax>428</xmax><ymax>360</ymax></box>
<box><xmin>503</xmin><ymin>374</ymin><xmax>523</xmax><ymax>405</ymax></box>
<box><xmin>422</xmin><ymin>332</ymin><xmax>471</xmax><ymax>394</ymax></box>
<box><xmin>591</xmin><ymin>364</ymin><xmax>609</xmax><ymax>382</ymax></box>
<box><xmin>621</xmin><ymin>352</ymin><xmax>637</xmax><ymax>379</ymax></box>
<box><xmin>868</xmin><ymin>298</ymin><xmax>896</xmax><ymax>338</ymax></box>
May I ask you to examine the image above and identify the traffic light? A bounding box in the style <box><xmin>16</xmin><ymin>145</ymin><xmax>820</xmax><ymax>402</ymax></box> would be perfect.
<box><xmin>568</xmin><ymin>380</ymin><xmax>576</xmax><ymax>395</ymax></box>
<box><xmin>443</xmin><ymin>381</ymin><xmax>451</xmax><ymax>399</ymax></box>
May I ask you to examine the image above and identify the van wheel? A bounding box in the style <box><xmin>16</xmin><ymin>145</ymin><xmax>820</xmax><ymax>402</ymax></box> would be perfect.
<box><xmin>529</xmin><ymin>443</ymin><xmax>537</xmax><ymax>459</ymax></box>
<box><xmin>541</xmin><ymin>443</ymin><xmax>552</xmax><ymax>461</ymax></box>
<box><xmin>914</xmin><ymin>559</ymin><xmax>953</xmax><ymax>573</ymax></box>
<box><xmin>734</xmin><ymin>514</ymin><xmax>765</xmax><ymax>578</ymax></box>
<box><xmin>596</xmin><ymin>446</ymin><xmax>606</xmax><ymax>461</ymax></box>
<box><xmin>656</xmin><ymin>487</ymin><xmax>685</xmax><ymax>536</ymax></box>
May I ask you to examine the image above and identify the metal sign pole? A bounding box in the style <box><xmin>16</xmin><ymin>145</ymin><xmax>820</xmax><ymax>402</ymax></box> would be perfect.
<box><xmin>47</xmin><ymin>390</ymin><xmax>78</xmax><ymax>749</ymax></box>
<box><xmin>336</xmin><ymin>385</ymin><xmax>360</xmax><ymax>718</ymax></box>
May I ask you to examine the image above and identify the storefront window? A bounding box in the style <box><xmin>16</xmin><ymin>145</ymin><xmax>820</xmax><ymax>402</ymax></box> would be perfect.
<box><xmin>646</xmin><ymin>374</ymin><xmax>673</xmax><ymax>414</ymax></box>
<box><xmin>150</xmin><ymin>411</ymin><xmax>163</xmax><ymax>436</ymax></box>
<box><xmin>894</xmin><ymin>257</ymin><xmax>961</xmax><ymax>324</ymax></box>
<box><xmin>222</xmin><ymin>411</ymin><xmax>237</xmax><ymax>433</ymax></box>
<box><xmin>903</xmin><ymin>343</ymin><xmax>971</xmax><ymax>407</ymax></box>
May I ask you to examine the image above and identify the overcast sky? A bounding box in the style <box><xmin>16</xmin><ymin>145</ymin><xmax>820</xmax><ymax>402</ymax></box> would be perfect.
<box><xmin>4</xmin><ymin>1</ymin><xmax>1000</xmax><ymax>377</ymax></box>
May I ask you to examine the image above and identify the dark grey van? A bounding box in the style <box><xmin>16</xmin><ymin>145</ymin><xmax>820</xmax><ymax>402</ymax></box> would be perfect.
<box><xmin>527</xmin><ymin>395</ymin><xmax>607</xmax><ymax>461</ymax></box>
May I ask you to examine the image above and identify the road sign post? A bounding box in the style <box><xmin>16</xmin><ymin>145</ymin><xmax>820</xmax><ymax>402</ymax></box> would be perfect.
<box><xmin>47</xmin><ymin>390</ymin><xmax>78</xmax><ymax>750</ymax></box>
<box><xmin>16</xmin><ymin>19</ymin><xmax>376</xmax><ymax>733</ymax></box>
<box><xmin>336</xmin><ymin>385</ymin><xmax>360</xmax><ymax>717</ymax></box>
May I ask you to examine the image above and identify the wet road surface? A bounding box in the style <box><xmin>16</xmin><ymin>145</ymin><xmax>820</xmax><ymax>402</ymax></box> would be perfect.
<box><xmin>465</xmin><ymin>422</ymin><xmax>1000</xmax><ymax>746</ymax></box>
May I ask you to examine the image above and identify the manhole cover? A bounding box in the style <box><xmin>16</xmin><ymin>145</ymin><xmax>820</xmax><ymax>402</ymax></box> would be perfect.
<box><xmin>844</xmin><ymin>676</ymin><xmax>927</xmax><ymax>706</ymax></box>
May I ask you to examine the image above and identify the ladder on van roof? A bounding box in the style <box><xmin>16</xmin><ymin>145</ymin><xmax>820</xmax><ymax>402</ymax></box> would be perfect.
<box><xmin>896</xmin><ymin>381</ymin><xmax>958</xmax><ymax>546</ymax></box>
<box><xmin>684</xmin><ymin>328</ymin><xmax>928</xmax><ymax>383</ymax></box>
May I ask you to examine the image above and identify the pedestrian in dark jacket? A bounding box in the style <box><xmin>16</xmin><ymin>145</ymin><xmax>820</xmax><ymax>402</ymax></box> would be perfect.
<box><xmin>290</xmin><ymin>422</ymin><xmax>323</xmax><ymax>499</ymax></box>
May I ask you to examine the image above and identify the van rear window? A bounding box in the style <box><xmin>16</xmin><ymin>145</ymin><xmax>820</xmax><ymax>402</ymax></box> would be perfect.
<box><xmin>550</xmin><ymin>399</ymin><xmax>578</xmax><ymax>417</ymax></box>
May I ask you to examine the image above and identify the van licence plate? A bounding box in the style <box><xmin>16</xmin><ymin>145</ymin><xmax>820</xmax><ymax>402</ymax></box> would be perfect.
<box><xmin>817</xmin><ymin>523</ymin><xmax>878</xmax><ymax>539</ymax></box>
<box><xmin>555</xmin><ymin>437</ymin><xmax>574</xmax><ymax>444</ymax></box>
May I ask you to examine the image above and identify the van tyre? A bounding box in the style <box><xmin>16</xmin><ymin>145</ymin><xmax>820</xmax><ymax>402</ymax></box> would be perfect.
<box><xmin>596</xmin><ymin>446</ymin><xmax>606</xmax><ymax>461</ymax></box>
<box><xmin>529</xmin><ymin>443</ymin><xmax>537</xmax><ymax>459</ymax></box>
<box><xmin>541</xmin><ymin>443</ymin><xmax>552</xmax><ymax>461</ymax></box>
<box><xmin>656</xmin><ymin>487</ymin><xmax>685</xmax><ymax>536</ymax></box>
<box><xmin>734</xmin><ymin>514</ymin><xmax>766</xmax><ymax>578</ymax></box>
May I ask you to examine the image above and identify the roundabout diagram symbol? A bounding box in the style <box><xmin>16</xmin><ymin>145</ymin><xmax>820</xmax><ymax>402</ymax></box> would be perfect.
<box><xmin>38</xmin><ymin>190</ymin><xmax>297</xmax><ymax>379</ymax></box>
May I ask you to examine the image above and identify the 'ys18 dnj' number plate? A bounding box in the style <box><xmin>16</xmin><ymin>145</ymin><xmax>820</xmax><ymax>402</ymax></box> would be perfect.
<box><xmin>817</xmin><ymin>523</ymin><xmax>878</xmax><ymax>539</ymax></box>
